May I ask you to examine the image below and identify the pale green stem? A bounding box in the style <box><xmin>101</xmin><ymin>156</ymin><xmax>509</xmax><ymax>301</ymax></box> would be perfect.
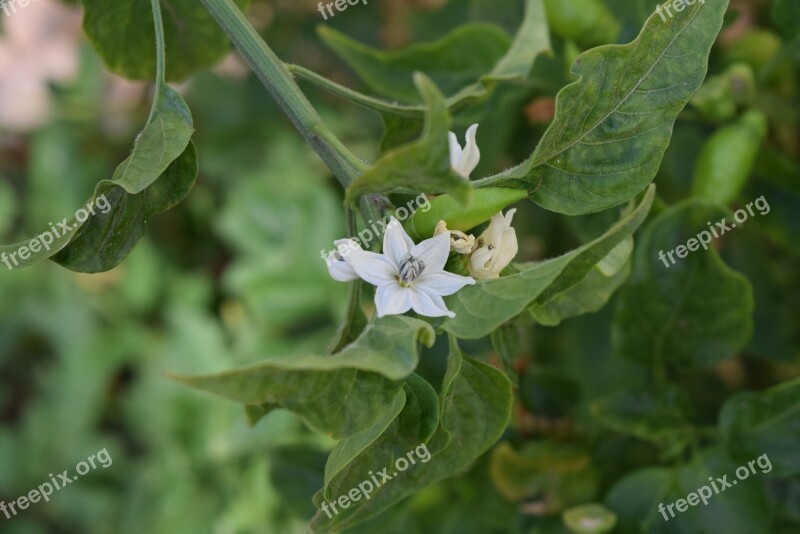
<box><xmin>148</xmin><ymin>0</ymin><xmax>166</xmax><ymax>122</ymax></box>
<box><xmin>200</xmin><ymin>0</ymin><xmax>366</xmax><ymax>187</ymax></box>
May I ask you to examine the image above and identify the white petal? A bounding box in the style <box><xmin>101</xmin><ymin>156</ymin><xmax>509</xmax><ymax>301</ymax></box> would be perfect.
<box><xmin>448</xmin><ymin>131</ymin><xmax>463</xmax><ymax>169</ymax></box>
<box><xmin>375</xmin><ymin>284</ymin><xmax>413</xmax><ymax>317</ymax></box>
<box><xmin>493</xmin><ymin>228</ymin><xmax>518</xmax><ymax>271</ymax></box>
<box><xmin>383</xmin><ymin>217</ymin><xmax>414</xmax><ymax>268</ymax></box>
<box><xmin>468</xmin><ymin>246</ymin><xmax>498</xmax><ymax>280</ymax></box>
<box><xmin>454</xmin><ymin>123</ymin><xmax>480</xmax><ymax>178</ymax></box>
<box><xmin>327</xmin><ymin>259</ymin><xmax>359</xmax><ymax>282</ymax></box>
<box><xmin>410</xmin><ymin>287</ymin><xmax>454</xmax><ymax>318</ymax></box>
<box><xmin>347</xmin><ymin>250</ymin><xmax>397</xmax><ymax>287</ymax></box>
<box><xmin>410</xmin><ymin>232</ymin><xmax>450</xmax><ymax>273</ymax></box>
<box><xmin>334</xmin><ymin>238</ymin><xmax>362</xmax><ymax>253</ymax></box>
<box><xmin>416</xmin><ymin>271</ymin><xmax>475</xmax><ymax>296</ymax></box>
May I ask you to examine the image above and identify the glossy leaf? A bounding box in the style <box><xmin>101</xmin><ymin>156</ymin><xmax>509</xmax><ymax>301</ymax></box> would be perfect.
<box><xmin>477</xmin><ymin>0</ymin><xmax>729</xmax><ymax>215</ymax></box>
<box><xmin>442</xmin><ymin>186</ymin><xmax>654</xmax><ymax>339</ymax></box>
<box><xmin>612</xmin><ymin>200</ymin><xmax>754</xmax><ymax>367</ymax></box>
<box><xmin>82</xmin><ymin>0</ymin><xmax>251</xmax><ymax>81</ymax></box>
<box><xmin>720</xmin><ymin>377</ymin><xmax>800</xmax><ymax>476</ymax></box>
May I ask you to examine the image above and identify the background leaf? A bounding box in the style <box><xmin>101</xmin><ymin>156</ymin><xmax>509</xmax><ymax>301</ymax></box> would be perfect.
<box><xmin>82</xmin><ymin>0</ymin><xmax>251</xmax><ymax>81</ymax></box>
<box><xmin>612</xmin><ymin>200</ymin><xmax>754</xmax><ymax>367</ymax></box>
<box><xmin>720</xmin><ymin>378</ymin><xmax>800</xmax><ymax>477</ymax></box>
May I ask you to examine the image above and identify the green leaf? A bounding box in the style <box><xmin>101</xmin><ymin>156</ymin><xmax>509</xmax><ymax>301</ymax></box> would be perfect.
<box><xmin>82</xmin><ymin>0</ymin><xmax>251</xmax><ymax>81</ymax></box>
<box><xmin>490</xmin><ymin>323</ymin><xmax>521</xmax><ymax>386</ymax></box>
<box><xmin>310</xmin><ymin>338</ymin><xmax>512</xmax><ymax>532</ymax></box>
<box><xmin>530</xmin><ymin>238</ymin><xmax>633</xmax><ymax>326</ymax></box>
<box><xmin>172</xmin><ymin>316</ymin><xmax>434</xmax><ymax>438</ymax></box>
<box><xmin>771</xmin><ymin>0</ymin><xmax>800</xmax><ymax>40</ymax></box>
<box><xmin>294</xmin><ymin>0</ymin><xmax>549</xmax><ymax>149</ymax></box>
<box><xmin>317</xmin><ymin>23</ymin><xmax>513</xmax><ymax>104</ymax></box>
<box><xmin>720</xmin><ymin>377</ymin><xmax>800</xmax><ymax>477</ymax></box>
<box><xmin>442</xmin><ymin>186</ymin><xmax>654</xmax><ymax>339</ymax></box>
<box><xmin>612</xmin><ymin>200</ymin><xmax>754</xmax><ymax>367</ymax></box>
<box><xmin>324</xmin><ymin>388</ymin><xmax>406</xmax><ymax>491</ymax></box>
<box><xmin>605</xmin><ymin>449</ymin><xmax>772</xmax><ymax>534</ymax></box>
<box><xmin>345</xmin><ymin>74</ymin><xmax>472</xmax><ymax>206</ymax></box>
<box><xmin>53</xmin><ymin>141</ymin><xmax>199</xmax><ymax>272</ymax></box>
<box><xmin>591</xmin><ymin>386</ymin><xmax>694</xmax><ymax>451</ymax></box>
<box><xmin>323</xmin><ymin>374</ymin><xmax>438</xmax><ymax>494</ymax></box>
<box><xmin>260</xmin><ymin>316</ymin><xmax>434</xmax><ymax>381</ymax></box>
<box><xmin>174</xmin><ymin>366</ymin><xmax>399</xmax><ymax>440</ymax></box>
<box><xmin>0</xmin><ymin>1</ymin><xmax>195</xmax><ymax>273</ymax></box>
<box><xmin>476</xmin><ymin>0</ymin><xmax>729</xmax><ymax>215</ymax></box>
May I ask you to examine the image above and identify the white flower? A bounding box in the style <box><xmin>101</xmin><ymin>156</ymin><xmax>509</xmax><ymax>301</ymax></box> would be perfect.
<box><xmin>324</xmin><ymin>239</ymin><xmax>361</xmax><ymax>282</ymax></box>
<box><xmin>346</xmin><ymin>218</ymin><xmax>475</xmax><ymax>318</ymax></box>
<box><xmin>434</xmin><ymin>220</ymin><xmax>475</xmax><ymax>255</ymax></box>
<box><xmin>468</xmin><ymin>209</ymin><xmax>518</xmax><ymax>280</ymax></box>
<box><xmin>448</xmin><ymin>123</ymin><xmax>480</xmax><ymax>178</ymax></box>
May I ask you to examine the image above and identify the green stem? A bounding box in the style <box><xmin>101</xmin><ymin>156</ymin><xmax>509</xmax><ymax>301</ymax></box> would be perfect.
<box><xmin>148</xmin><ymin>0</ymin><xmax>166</xmax><ymax>121</ymax></box>
<box><xmin>199</xmin><ymin>0</ymin><xmax>366</xmax><ymax>187</ymax></box>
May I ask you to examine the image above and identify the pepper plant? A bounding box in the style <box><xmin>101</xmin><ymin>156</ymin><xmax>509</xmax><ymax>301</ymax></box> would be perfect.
<box><xmin>2</xmin><ymin>0</ymin><xmax>799</xmax><ymax>532</ymax></box>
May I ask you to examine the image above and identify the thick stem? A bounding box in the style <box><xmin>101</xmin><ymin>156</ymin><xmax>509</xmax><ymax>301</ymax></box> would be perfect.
<box><xmin>200</xmin><ymin>0</ymin><xmax>366</xmax><ymax>187</ymax></box>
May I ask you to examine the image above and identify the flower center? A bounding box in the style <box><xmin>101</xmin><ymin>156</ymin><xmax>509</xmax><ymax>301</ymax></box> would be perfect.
<box><xmin>398</xmin><ymin>256</ymin><xmax>425</xmax><ymax>287</ymax></box>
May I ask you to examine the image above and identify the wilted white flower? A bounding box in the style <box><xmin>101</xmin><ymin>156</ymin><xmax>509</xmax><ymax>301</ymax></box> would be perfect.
<box><xmin>324</xmin><ymin>238</ymin><xmax>361</xmax><ymax>282</ymax></box>
<box><xmin>434</xmin><ymin>220</ymin><xmax>475</xmax><ymax>255</ymax></box>
<box><xmin>448</xmin><ymin>123</ymin><xmax>480</xmax><ymax>178</ymax></box>
<box><xmin>468</xmin><ymin>209</ymin><xmax>518</xmax><ymax>280</ymax></box>
<box><xmin>344</xmin><ymin>218</ymin><xmax>475</xmax><ymax>318</ymax></box>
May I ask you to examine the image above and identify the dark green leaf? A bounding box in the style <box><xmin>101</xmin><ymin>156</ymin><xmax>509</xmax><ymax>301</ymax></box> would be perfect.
<box><xmin>720</xmin><ymin>377</ymin><xmax>800</xmax><ymax>477</ymax></box>
<box><xmin>477</xmin><ymin>0</ymin><xmax>729</xmax><ymax>215</ymax></box>
<box><xmin>591</xmin><ymin>386</ymin><xmax>694</xmax><ymax>450</ymax></box>
<box><xmin>310</xmin><ymin>338</ymin><xmax>512</xmax><ymax>531</ymax></box>
<box><xmin>82</xmin><ymin>0</ymin><xmax>251</xmax><ymax>81</ymax></box>
<box><xmin>612</xmin><ymin>200</ymin><xmax>754</xmax><ymax>367</ymax></box>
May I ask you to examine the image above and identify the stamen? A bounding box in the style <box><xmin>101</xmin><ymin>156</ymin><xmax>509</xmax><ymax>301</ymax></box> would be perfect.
<box><xmin>398</xmin><ymin>256</ymin><xmax>425</xmax><ymax>286</ymax></box>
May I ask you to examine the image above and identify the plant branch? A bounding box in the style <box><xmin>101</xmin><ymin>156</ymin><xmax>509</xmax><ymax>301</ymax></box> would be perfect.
<box><xmin>200</xmin><ymin>0</ymin><xmax>366</xmax><ymax>187</ymax></box>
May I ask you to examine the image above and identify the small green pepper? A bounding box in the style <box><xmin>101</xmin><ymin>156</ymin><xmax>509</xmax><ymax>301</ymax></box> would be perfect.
<box><xmin>692</xmin><ymin>110</ymin><xmax>768</xmax><ymax>205</ymax></box>
<box><xmin>544</xmin><ymin>0</ymin><xmax>620</xmax><ymax>49</ymax></box>
<box><xmin>404</xmin><ymin>187</ymin><xmax>527</xmax><ymax>239</ymax></box>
